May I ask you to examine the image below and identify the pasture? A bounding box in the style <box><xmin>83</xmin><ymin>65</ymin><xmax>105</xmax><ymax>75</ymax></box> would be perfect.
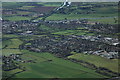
<box><xmin>13</xmin><ymin>50</ymin><xmax>106</xmax><ymax>78</ymax></box>
<box><xmin>2</xmin><ymin>38</ymin><xmax>23</xmax><ymax>56</ymax></box>
<box><xmin>3</xmin><ymin>16</ymin><xmax>31</xmax><ymax>21</ymax></box>
<box><xmin>37</xmin><ymin>2</ymin><xmax>62</xmax><ymax>7</ymax></box>
<box><xmin>52</xmin><ymin>29</ymin><xmax>95</xmax><ymax>36</ymax></box>
<box><xmin>68</xmin><ymin>53</ymin><xmax>119</xmax><ymax>73</ymax></box>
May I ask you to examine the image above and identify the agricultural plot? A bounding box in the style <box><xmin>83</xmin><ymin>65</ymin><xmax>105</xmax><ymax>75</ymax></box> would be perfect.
<box><xmin>37</xmin><ymin>2</ymin><xmax>62</xmax><ymax>7</ymax></box>
<box><xmin>16</xmin><ymin>11</ymin><xmax>33</xmax><ymax>15</ymax></box>
<box><xmin>5</xmin><ymin>39</ymin><xmax>23</xmax><ymax>49</ymax></box>
<box><xmin>2</xmin><ymin>2</ymin><xmax>26</xmax><ymax>9</ymax></box>
<box><xmin>68</xmin><ymin>53</ymin><xmax>119</xmax><ymax>73</ymax></box>
<box><xmin>46</xmin><ymin>3</ymin><xmax>118</xmax><ymax>24</ymax></box>
<box><xmin>2</xmin><ymin>49</ymin><xmax>21</xmax><ymax>56</ymax></box>
<box><xmin>3</xmin><ymin>34</ymin><xmax>19</xmax><ymax>38</ymax></box>
<box><xmin>3</xmin><ymin>16</ymin><xmax>31</xmax><ymax>21</ymax></box>
<box><xmin>52</xmin><ymin>29</ymin><xmax>95</xmax><ymax>36</ymax></box>
<box><xmin>2</xmin><ymin>38</ymin><xmax>23</xmax><ymax>56</ymax></box>
<box><xmin>31</xmin><ymin>6</ymin><xmax>57</xmax><ymax>13</ymax></box>
<box><xmin>46</xmin><ymin>14</ymin><xmax>117</xmax><ymax>24</ymax></box>
<box><xmin>18</xmin><ymin>6</ymin><xmax>35</xmax><ymax>10</ymax></box>
<box><xmin>13</xmin><ymin>50</ymin><xmax>106</xmax><ymax>78</ymax></box>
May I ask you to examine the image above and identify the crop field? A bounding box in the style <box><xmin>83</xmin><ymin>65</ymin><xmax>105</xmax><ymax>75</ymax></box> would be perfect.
<box><xmin>5</xmin><ymin>39</ymin><xmax>23</xmax><ymax>49</ymax></box>
<box><xmin>2</xmin><ymin>34</ymin><xmax>19</xmax><ymax>38</ymax></box>
<box><xmin>16</xmin><ymin>11</ymin><xmax>33</xmax><ymax>15</ymax></box>
<box><xmin>31</xmin><ymin>6</ymin><xmax>57</xmax><ymax>13</ymax></box>
<box><xmin>46</xmin><ymin>4</ymin><xmax>118</xmax><ymax>24</ymax></box>
<box><xmin>18</xmin><ymin>6</ymin><xmax>35</xmax><ymax>10</ymax></box>
<box><xmin>68</xmin><ymin>53</ymin><xmax>119</xmax><ymax>73</ymax></box>
<box><xmin>52</xmin><ymin>29</ymin><xmax>95</xmax><ymax>36</ymax></box>
<box><xmin>13</xmin><ymin>50</ymin><xmax>106</xmax><ymax>78</ymax></box>
<box><xmin>37</xmin><ymin>2</ymin><xmax>62</xmax><ymax>7</ymax></box>
<box><xmin>3</xmin><ymin>16</ymin><xmax>31</xmax><ymax>21</ymax></box>
<box><xmin>2</xmin><ymin>38</ymin><xmax>23</xmax><ymax>56</ymax></box>
<box><xmin>46</xmin><ymin>14</ymin><xmax>117</xmax><ymax>23</ymax></box>
<box><xmin>2</xmin><ymin>2</ymin><xmax>26</xmax><ymax>9</ymax></box>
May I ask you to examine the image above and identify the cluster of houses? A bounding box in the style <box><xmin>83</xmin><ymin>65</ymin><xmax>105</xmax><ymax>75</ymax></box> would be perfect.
<box><xmin>2</xmin><ymin>54</ymin><xmax>21</xmax><ymax>71</ymax></box>
<box><xmin>2</xmin><ymin>53</ymin><xmax>37</xmax><ymax>71</ymax></box>
<box><xmin>83</xmin><ymin>50</ymin><xmax>118</xmax><ymax>59</ymax></box>
<box><xmin>71</xmin><ymin>35</ymin><xmax>119</xmax><ymax>46</ymax></box>
<box><xmin>23</xmin><ymin>35</ymin><xmax>119</xmax><ymax>59</ymax></box>
<box><xmin>2</xmin><ymin>20</ymin><xmax>38</xmax><ymax>34</ymax></box>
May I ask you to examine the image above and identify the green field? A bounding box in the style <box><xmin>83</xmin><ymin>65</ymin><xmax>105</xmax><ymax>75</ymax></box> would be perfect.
<box><xmin>18</xmin><ymin>6</ymin><xmax>35</xmax><ymax>10</ymax></box>
<box><xmin>68</xmin><ymin>53</ymin><xmax>119</xmax><ymax>73</ymax></box>
<box><xmin>17</xmin><ymin>11</ymin><xmax>33</xmax><ymax>15</ymax></box>
<box><xmin>37</xmin><ymin>2</ymin><xmax>62</xmax><ymax>7</ymax></box>
<box><xmin>2</xmin><ymin>2</ymin><xmax>26</xmax><ymax>9</ymax></box>
<box><xmin>2</xmin><ymin>38</ymin><xmax>23</xmax><ymax>56</ymax></box>
<box><xmin>2</xmin><ymin>49</ymin><xmax>21</xmax><ymax>56</ymax></box>
<box><xmin>3</xmin><ymin>34</ymin><xmax>19</xmax><ymax>38</ymax></box>
<box><xmin>3</xmin><ymin>16</ymin><xmax>31</xmax><ymax>21</ymax></box>
<box><xmin>46</xmin><ymin>5</ymin><xmax>118</xmax><ymax>24</ymax></box>
<box><xmin>52</xmin><ymin>29</ymin><xmax>95</xmax><ymax>36</ymax></box>
<box><xmin>3</xmin><ymin>39</ymin><xmax>23</xmax><ymax>49</ymax></box>
<box><xmin>13</xmin><ymin>50</ymin><xmax>106</xmax><ymax>78</ymax></box>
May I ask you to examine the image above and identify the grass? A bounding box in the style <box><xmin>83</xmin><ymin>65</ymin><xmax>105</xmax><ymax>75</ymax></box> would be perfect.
<box><xmin>2</xmin><ymin>49</ymin><xmax>21</xmax><ymax>56</ymax></box>
<box><xmin>39</xmin><ymin>25</ymin><xmax>60</xmax><ymax>32</ymax></box>
<box><xmin>3</xmin><ymin>34</ymin><xmax>19</xmax><ymax>38</ymax></box>
<box><xmin>3</xmin><ymin>16</ymin><xmax>31</xmax><ymax>21</ymax></box>
<box><xmin>37</xmin><ymin>2</ymin><xmax>62</xmax><ymax>7</ymax></box>
<box><xmin>88</xmin><ymin>17</ymin><xmax>118</xmax><ymax>24</ymax></box>
<box><xmin>7</xmin><ymin>69</ymin><xmax>23</xmax><ymax>74</ymax></box>
<box><xmin>17</xmin><ymin>11</ymin><xmax>32</xmax><ymax>15</ymax></box>
<box><xmin>3</xmin><ymin>39</ymin><xmax>23</xmax><ymax>49</ymax></box>
<box><xmin>7</xmin><ymin>39</ymin><xmax>22</xmax><ymax>48</ymax></box>
<box><xmin>2</xmin><ymin>38</ymin><xmax>23</xmax><ymax>56</ymax></box>
<box><xmin>39</xmin><ymin>25</ymin><xmax>52</xmax><ymax>31</ymax></box>
<box><xmin>2</xmin><ymin>2</ymin><xmax>26</xmax><ymax>9</ymax></box>
<box><xmin>18</xmin><ymin>6</ymin><xmax>35</xmax><ymax>10</ymax></box>
<box><xmin>68</xmin><ymin>53</ymin><xmax>119</xmax><ymax>73</ymax></box>
<box><xmin>46</xmin><ymin>5</ymin><xmax>118</xmax><ymax>24</ymax></box>
<box><xmin>13</xmin><ymin>50</ymin><xmax>106</xmax><ymax>78</ymax></box>
<box><xmin>52</xmin><ymin>29</ymin><xmax>95</xmax><ymax>36</ymax></box>
<box><xmin>46</xmin><ymin>13</ymin><xmax>117</xmax><ymax>21</ymax></box>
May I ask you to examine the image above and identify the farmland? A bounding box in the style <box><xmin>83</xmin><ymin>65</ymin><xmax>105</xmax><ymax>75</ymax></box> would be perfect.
<box><xmin>3</xmin><ymin>16</ymin><xmax>31</xmax><ymax>21</ymax></box>
<box><xmin>68</xmin><ymin>53</ymin><xmax>119</xmax><ymax>73</ymax></box>
<box><xmin>52</xmin><ymin>29</ymin><xmax>95</xmax><ymax>36</ymax></box>
<box><xmin>2</xmin><ymin>38</ymin><xmax>23</xmax><ymax>56</ymax></box>
<box><xmin>14</xmin><ymin>50</ymin><xmax>106</xmax><ymax>78</ymax></box>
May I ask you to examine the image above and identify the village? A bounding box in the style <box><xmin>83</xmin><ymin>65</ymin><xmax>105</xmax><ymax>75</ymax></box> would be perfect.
<box><xmin>2</xmin><ymin>15</ymin><xmax>119</xmax><ymax>59</ymax></box>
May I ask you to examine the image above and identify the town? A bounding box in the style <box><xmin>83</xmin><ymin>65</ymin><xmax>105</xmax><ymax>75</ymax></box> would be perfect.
<box><xmin>1</xmin><ymin>1</ymin><xmax>120</xmax><ymax>79</ymax></box>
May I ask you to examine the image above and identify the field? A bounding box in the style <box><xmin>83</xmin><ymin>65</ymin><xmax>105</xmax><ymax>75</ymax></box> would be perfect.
<box><xmin>3</xmin><ymin>34</ymin><xmax>20</xmax><ymax>38</ymax></box>
<box><xmin>46</xmin><ymin>14</ymin><xmax>117</xmax><ymax>24</ymax></box>
<box><xmin>18</xmin><ymin>6</ymin><xmax>35</xmax><ymax>10</ymax></box>
<box><xmin>46</xmin><ymin>5</ymin><xmax>118</xmax><ymax>24</ymax></box>
<box><xmin>31</xmin><ymin>6</ymin><xmax>57</xmax><ymax>13</ymax></box>
<box><xmin>2</xmin><ymin>38</ymin><xmax>23</xmax><ymax>56</ymax></box>
<box><xmin>13</xmin><ymin>50</ymin><xmax>106</xmax><ymax>78</ymax></box>
<box><xmin>52</xmin><ymin>29</ymin><xmax>95</xmax><ymax>36</ymax></box>
<box><xmin>37</xmin><ymin>2</ymin><xmax>62</xmax><ymax>7</ymax></box>
<box><xmin>3</xmin><ymin>16</ymin><xmax>31</xmax><ymax>21</ymax></box>
<box><xmin>68</xmin><ymin>53</ymin><xmax>119</xmax><ymax>73</ymax></box>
